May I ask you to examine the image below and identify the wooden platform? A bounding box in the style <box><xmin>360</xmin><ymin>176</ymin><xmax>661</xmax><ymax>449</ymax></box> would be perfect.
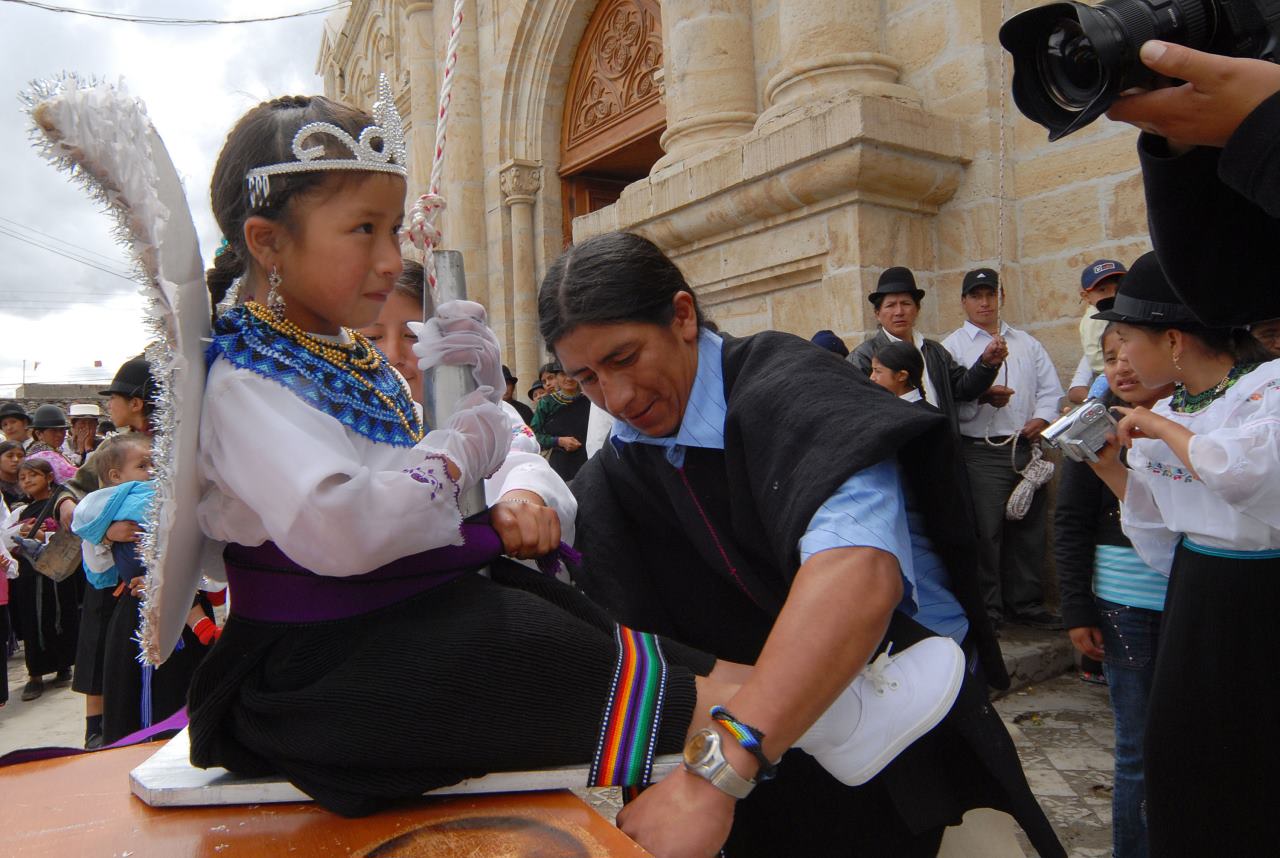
<box><xmin>2</xmin><ymin>743</ymin><xmax>653</xmax><ymax>857</ymax></box>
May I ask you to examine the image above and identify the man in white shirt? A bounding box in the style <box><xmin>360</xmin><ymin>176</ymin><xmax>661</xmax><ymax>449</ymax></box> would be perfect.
<box><xmin>942</xmin><ymin>269</ymin><xmax>1065</xmax><ymax>629</ymax></box>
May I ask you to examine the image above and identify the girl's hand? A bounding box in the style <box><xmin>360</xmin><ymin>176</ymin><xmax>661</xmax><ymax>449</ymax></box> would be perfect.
<box><xmin>106</xmin><ymin>521</ymin><xmax>141</xmax><ymax>543</ymax></box>
<box><xmin>129</xmin><ymin>576</ymin><xmax>146</xmax><ymax>597</ymax></box>
<box><xmin>1113</xmin><ymin>406</ymin><xmax>1172</xmax><ymax>448</ymax></box>
<box><xmin>490</xmin><ymin>490</ymin><xmax>561</xmax><ymax>559</ymax></box>
<box><xmin>1068</xmin><ymin>626</ymin><xmax>1105</xmax><ymax>661</ymax></box>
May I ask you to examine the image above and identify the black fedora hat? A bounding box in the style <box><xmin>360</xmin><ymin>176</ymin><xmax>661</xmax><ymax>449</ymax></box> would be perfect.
<box><xmin>31</xmin><ymin>404</ymin><xmax>70</xmax><ymax>430</ymax></box>
<box><xmin>1093</xmin><ymin>252</ymin><xmax>1203</xmax><ymax>326</ymax></box>
<box><xmin>100</xmin><ymin>355</ymin><xmax>157</xmax><ymax>400</ymax></box>
<box><xmin>0</xmin><ymin>401</ymin><xmax>30</xmax><ymax>423</ymax></box>
<box><xmin>869</xmin><ymin>267</ymin><xmax>926</xmax><ymax>305</ymax></box>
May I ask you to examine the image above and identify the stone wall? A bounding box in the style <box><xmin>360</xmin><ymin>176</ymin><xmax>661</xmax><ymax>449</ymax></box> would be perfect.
<box><xmin>319</xmin><ymin>0</ymin><xmax>1153</xmax><ymax>388</ymax></box>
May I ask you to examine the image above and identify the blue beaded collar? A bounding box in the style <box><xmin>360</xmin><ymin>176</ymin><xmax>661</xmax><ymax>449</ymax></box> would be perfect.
<box><xmin>209</xmin><ymin>305</ymin><xmax>424</xmax><ymax>447</ymax></box>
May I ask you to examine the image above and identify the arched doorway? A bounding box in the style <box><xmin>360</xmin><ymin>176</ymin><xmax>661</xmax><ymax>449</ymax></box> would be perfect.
<box><xmin>560</xmin><ymin>0</ymin><xmax>665</xmax><ymax>246</ymax></box>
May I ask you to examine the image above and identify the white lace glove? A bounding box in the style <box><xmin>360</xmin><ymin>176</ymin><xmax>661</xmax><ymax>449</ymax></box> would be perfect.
<box><xmin>409</xmin><ymin>300</ymin><xmax>504</xmax><ymax>404</ymax></box>
<box><xmin>421</xmin><ymin>388</ymin><xmax>512</xmax><ymax>489</ymax></box>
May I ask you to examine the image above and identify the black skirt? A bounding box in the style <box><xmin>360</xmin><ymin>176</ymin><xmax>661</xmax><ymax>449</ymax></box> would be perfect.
<box><xmin>72</xmin><ymin>583</ymin><xmax>119</xmax><ymax>695</ymax></box>
<box><xmin>187</xmin><ymin>560</ymin><xmax>705</xmax><ymax>818</ymax></box>
<box><xmin>1144</xmin><ymin>541</ymin><xmax>1280</xmax><ymax>857</ymax></box>
<box><xmin>10</xmin><ymin>560</ymin><xmax>78</xmax><ymax>677</ymax></box>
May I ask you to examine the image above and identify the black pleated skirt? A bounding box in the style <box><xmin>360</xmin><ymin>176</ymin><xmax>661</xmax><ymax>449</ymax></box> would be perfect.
<box><xmin>72</xmin><ymin>583</ymin><xmax>119</xmax><ymax>695</ymax></box>
<box><xmin>1144</xmin><ymin>541</ymin><xmax>1280</xmax><ymax>857</ymax></box>
<box><xmin>186</xmin><ymin>561</ymin><xmax>704</xmax><ymax>818</ymax></box>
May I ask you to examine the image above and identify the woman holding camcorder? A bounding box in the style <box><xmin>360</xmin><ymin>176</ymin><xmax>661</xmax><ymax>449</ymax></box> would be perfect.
<box><xmin>1084</xmin><ymin>252</ymin><xmax>1279</xmax><ymax>858</ymax></box>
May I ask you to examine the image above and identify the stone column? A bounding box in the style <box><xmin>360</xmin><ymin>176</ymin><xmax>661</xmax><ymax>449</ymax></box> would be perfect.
<box><xmin>758</xmin><ymin>0</ymin><xmax>917</xmax><ymax>130</ymax></box>
<box><xmin>653</xmin><ymin>0</ymin><xmax>757</xmax><ymax>172</ymax></box>
<box><xmin>403</xmin><ymin>1</ymin><xmax>436</xmax><ymax>198</ymax></box>
<box><xmin>500</xmin><ymin>160</ymin><xmax>543</xmax><ymax>383</ymax></box>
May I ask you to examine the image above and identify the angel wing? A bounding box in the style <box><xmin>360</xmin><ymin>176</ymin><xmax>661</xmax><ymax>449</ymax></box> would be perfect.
<box><xmin>25</xmin><ymin>75</ymin><xmax>210</xmax><ymax>665</ymax></box>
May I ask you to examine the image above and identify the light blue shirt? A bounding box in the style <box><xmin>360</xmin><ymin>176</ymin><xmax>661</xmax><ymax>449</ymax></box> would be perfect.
<box><xmin>610</xmin><ymin>330</ymin><xmax>969</xmax><ymax>642</ymax></box>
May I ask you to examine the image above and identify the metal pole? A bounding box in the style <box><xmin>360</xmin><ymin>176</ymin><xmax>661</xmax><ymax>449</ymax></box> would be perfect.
<box><xmin>423</xmin><ymin>250</ymin><xmax>487</xmax><ymax>518</ymax></box>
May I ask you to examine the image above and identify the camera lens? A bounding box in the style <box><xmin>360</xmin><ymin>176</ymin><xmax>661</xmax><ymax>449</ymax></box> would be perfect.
<box><xmin>1040</xmin><ymin>18</ymin><xmax>1105</xmax><ymax>110</ymax></box>
<box><xmin>1000</xmin><ymin>1</ymin><xmax>1217</xmax><ymax>140</ymax></box>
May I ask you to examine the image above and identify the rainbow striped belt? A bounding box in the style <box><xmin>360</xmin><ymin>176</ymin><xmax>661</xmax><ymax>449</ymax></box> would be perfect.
<box><xmin>588</xmin><ymin>626</ymin><xmax>670</xmax><ymax>787</ymax></box>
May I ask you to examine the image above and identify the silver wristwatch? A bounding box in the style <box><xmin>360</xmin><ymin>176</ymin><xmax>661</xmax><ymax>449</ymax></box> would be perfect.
<box><xmin>682</xmin><ymin>728</ymin><xmax>755</xmax><ymax>799</ymax></box>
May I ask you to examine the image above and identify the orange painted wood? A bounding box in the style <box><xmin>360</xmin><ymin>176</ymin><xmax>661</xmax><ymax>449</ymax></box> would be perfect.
<box><xmin>1</xmin><ymin>745</ymin><xmax>652</xmax><ymax>857</ymax></box>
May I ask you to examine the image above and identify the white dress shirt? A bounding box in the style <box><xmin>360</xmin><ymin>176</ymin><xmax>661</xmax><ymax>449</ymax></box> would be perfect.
<box><xmin>941</xmin><ymin>321</ymin><xmax>1064</xmax><ymax>438</ymax></box>
<box><xmin>197</xmin><ymin>355</ymin><xmax>576</xmax><ymax>578</ymax></box>
<box><xmin>1122</xmin><ymin>359</ymin><xmax>1280</xmax><ymax>573</ymax></box>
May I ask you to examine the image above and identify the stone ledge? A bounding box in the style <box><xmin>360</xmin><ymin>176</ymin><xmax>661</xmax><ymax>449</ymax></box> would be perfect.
<box><xmin>995</xmin><ymin>626</ymin><xmax>1077</xmax><ymax>697</ymax></box>
<box><xmin>573</xmin><ymin>93</ymin><xmax>973</xmax><ymax>248</ymax></box>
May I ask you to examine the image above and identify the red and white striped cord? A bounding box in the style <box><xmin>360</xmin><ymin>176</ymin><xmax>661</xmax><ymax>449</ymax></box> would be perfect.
<box><xmin>405</xmin><ymin>0</ymin><xmax>465</xmax><ymax>306</ymax></box>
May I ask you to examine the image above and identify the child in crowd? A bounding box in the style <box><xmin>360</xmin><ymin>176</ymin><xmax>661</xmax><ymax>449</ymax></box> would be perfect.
<box><xmin>870</xmin><ymin>341</ymin><xmax>929</xmax><ymax>403</ymax></box>
<box><xmin>10</xmin><ymin>456</ymin><xmax>79</xmax><ymax>701</ymax></box>
<box><xmin>72</xmin><ymin>433</ymin><xmax>217</xmax><ymax>744</ymax></box>
<box><xmin>530</xmin><ymin>362</ymin><xmax>590</xmax><ymax>480</ymax></box>
<box><xmin>182</xmin><ymin>88</ymin><xmax>941</xmax><ymax>825</ymax></box>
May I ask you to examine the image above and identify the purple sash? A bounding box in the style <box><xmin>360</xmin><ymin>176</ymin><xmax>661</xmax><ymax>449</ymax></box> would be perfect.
<box><xmin>223</xmin><ymin>523</ymin><xmax>504</xmax><ymax>623</ymax></box>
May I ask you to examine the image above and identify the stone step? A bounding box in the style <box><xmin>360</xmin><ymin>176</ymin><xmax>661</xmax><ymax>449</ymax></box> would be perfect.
<box><xmin>995</xmin><ymin>625</ymin><xmax>1077</xmax><ymax>697</ymax></box>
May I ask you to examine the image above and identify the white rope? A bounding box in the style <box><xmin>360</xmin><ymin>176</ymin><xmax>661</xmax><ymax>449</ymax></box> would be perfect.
<box><xmin>405</xmin><ymin>0</ymin><xmax>465</xmax><ymax>307</ymax></box>
<box><xmin>985</xmin><ymin>0</ymin><xmax>1016</xmax><ymax>456</ymax></box>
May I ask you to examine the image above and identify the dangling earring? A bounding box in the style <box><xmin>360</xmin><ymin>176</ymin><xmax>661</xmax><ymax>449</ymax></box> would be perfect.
<box><xmin>267</xmin><ymin>266</ymin><xmax>285</xmax><ymax>315</ymax></box>
<box><xmin>1172</xmin><ymin>352</ymin><xmax>1183</xmax><ymax>372</ymax></box>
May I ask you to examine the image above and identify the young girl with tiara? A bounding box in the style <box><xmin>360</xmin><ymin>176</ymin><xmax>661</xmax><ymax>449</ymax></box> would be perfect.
<box><xmin>185</xmin><ymin>86</ymin><xmax>958</xmax><ymax>851</ymax></box>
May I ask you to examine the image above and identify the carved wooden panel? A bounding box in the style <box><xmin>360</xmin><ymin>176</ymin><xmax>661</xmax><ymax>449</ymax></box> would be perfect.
<box><xmin>560</xmin><ymin>0</ymin><xmax>665</xmax><ymax>177</ymax></box>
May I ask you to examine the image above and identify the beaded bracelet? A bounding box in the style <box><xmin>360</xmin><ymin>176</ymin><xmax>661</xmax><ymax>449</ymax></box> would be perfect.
<box><xmin>709</xmin><ymin>705</ymin><xmax>778</xmax><ymax>782</ymax></box>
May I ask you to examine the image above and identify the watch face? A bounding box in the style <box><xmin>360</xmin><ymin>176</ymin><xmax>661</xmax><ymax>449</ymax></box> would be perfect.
<box><xmin>684</xmin><ymin>729</ymin><xmax>715</xmax><ymax>766</ymax></box>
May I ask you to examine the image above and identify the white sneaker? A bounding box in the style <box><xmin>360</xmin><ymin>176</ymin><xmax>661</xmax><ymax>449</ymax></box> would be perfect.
<box><xmin>797</xmin><ymin>636</ymin><xmax>966</xmax><ymax>786</ymax></box>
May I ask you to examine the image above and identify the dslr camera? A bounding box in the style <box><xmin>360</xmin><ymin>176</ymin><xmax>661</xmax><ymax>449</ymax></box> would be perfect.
<box><xmin>1000</xmin><ymin>0</ymin><xmax>1280</xmax><ymax>139</ymax></box>
<box><xmin>1041</xmin><ymin>399</ymin><xmax>1120</xmax><ymax>463</ymax></box>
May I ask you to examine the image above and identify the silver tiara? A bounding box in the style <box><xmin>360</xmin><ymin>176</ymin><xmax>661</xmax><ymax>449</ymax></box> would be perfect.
<box><xmin>245</xmin><ymin>73</ymin><xmax>407</xmax><ymax>208</ymax></box>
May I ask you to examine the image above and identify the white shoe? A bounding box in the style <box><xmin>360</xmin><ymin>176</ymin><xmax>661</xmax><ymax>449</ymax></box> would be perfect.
<box><xmin>797</xmin><ymin>636</ymin><xmax>966</xmax><ymax>786</ymax></box>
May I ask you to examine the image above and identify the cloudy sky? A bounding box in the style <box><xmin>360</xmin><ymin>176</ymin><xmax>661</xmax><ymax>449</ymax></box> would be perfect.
<box><xmin>0</xmin><ymin>1</ymin><xmax>342</xmax><ymax>395</ymax></box>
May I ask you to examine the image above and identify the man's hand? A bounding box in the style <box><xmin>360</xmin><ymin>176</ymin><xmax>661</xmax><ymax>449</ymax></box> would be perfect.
<box><xmin>981</xmin><ymin>336</ymin><xmax>1008</xmax><ymax>367</ymax></box>
<box><xmin>616</xmin><ymin>768</ymin><xmax>736</xmax><ymax>858</ymax></box>
<box><xmin>979</xmin><ymin>384</ymin><xmax>1015</xmax><ymax>408</ymax></box>
<box><xmin>1107</xmin><ymin>41</ymin><xmax>1280</xmax><ymax>149</ymax></box>
<box><xmin>1068</xmin><ymin>626</ymin><xmax>1105</xmax><ymax>661</ymax></box>
<box><xmin>106</xmin><ymin>521</ymin><xmax>141</xmax><ymax>543</ymax></box>
<box><xmin>490</xmin><ymin>490</ymin><xmax>561</xmax><ymax>559</ymax></box>
<box><xmin>1021</xmin><ymin>418</ymin><xmax>1050</xmax><ymax>440</ymax></box>
<box><xmin>556</xmin><ymin>436</ymin><xmax>582</xmax><ymax>452</ymax></box>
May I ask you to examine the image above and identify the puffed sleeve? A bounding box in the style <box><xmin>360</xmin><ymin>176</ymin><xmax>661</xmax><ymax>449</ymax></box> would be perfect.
<box><xmin>484</xmin><ymin>402</ymin><xmax>578</xmax><ymax>546</ymax></box>
<box><xmin>199</xmin><ymin>369</ymin><xmax>464</xmax><ymax>577</ymax></box>
<box><xmin>1119</xmin><ymin>469</ymin><xmax>1179</xmax><ymax>575</ymax></box>
<box><xmin>1186</xmin><ymin>385</ymin><xmax>1280</xmax><ymax>527</ymax></box>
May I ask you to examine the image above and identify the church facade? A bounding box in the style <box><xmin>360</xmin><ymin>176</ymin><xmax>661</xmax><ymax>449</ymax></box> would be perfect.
<box><xmin>318</xmin><ymin>0</ymin><xmax>1151</xmax><ymax>388</ymax></box>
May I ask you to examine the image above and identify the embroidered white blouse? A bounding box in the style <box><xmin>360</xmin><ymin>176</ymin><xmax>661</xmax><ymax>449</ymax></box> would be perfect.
<box><xmin>197</xmin><ymin>355</ymin><xmax>576</xmax><ymax>578</ymax></box>
<box><xmin>1121</xmin><ymin>359</ymin><xmax>1280</xmax><ymax>573</ymax></box>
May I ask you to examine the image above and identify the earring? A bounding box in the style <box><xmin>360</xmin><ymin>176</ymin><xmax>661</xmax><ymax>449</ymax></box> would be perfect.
<box><xmin>1172</xmin><ymin>352</ymin><xmax>1183</xmax><ymax>372</ymax></box>
<box><xmin>267</xmin><ymin>266</ymin><xmax>285</xmax><ymax>314</ymax></box>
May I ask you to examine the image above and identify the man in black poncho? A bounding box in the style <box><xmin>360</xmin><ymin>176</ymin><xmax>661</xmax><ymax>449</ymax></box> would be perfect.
<box><xmin>540</xmin><ymin>231</ymin><xmax>1064</xmax><ymax>858</ymax></box>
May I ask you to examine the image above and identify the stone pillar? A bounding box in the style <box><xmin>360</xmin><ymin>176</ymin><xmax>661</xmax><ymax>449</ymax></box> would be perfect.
<box><xmin>403</xmin><ymin>1</ymin><xmax>436</xmax><ymax>198</ymax></box>
<box><xmin>758</xmin><ymin>0</ymin><xmax>917</xmax><ymax>130</ymax></box>
<box><xmin>653</xmin><ymin>0</ymin><xmax>757</xmax><ymax>172</ymax></box>
<box><xmin>500</xmin><ymin>160</ymin><xmax>543</xmax><ymax>383</ymax></box>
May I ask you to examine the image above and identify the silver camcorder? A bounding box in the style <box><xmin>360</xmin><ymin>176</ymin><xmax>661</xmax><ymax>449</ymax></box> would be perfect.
<box><xmin>1041</xmin><ymin>399</ymin><xmax>1118</xmax><ymax>463</ymax></box>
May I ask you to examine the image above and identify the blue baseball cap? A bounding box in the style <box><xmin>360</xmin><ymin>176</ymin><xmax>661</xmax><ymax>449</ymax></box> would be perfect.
<box><xmin>1081</xmin><ymin>259</ymin><xmax>1126</xmax><ymax>290</ymax></box>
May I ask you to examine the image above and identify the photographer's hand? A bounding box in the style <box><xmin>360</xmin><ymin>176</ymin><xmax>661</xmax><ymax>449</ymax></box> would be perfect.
<box><xmin>1113</xmin><ymin>405</ymin><xmax>1199</xmax><ymax>478</ymax></box>
<box><xmin>1107</xmin><ymin>41</ymin><xmax>1280</xmax><ymax>149</ymax></box>
<box><xmin>1087</xmin><ymin>432</ymin><xmax>1129</xmax><ymax>501</ymax></box>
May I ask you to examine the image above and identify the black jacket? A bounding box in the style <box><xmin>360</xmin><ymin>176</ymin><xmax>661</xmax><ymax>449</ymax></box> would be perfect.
<box><xmin>848</xmin><ymin>329</ymin><xmax>999</xmax><ymax>436</ymax></box>
<box><xmin>1053</xmin><ymin>454</ymin><xmax>1131</xmax><ymax>631</ymax></box>
<box><xmin>572</xmin><ymin>331</ymin><xmax>1063</xmax><ymax>858</ymax></box>
<box><xmin>1138</xmin><ymin>90</ymin><xmax>1280</xmax><ymax>327</ymax></box>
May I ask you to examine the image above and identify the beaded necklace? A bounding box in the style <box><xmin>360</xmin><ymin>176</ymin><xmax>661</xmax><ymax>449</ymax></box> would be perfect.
<box><xmin>1170</xmin><ymin>363</ymin><xmax>1258</xmax><ymax>414</ymax></box>
<box><xmin>211</xmin><ymin>303</ymin><xmax>423</xmax><ymax>446</ymax></box>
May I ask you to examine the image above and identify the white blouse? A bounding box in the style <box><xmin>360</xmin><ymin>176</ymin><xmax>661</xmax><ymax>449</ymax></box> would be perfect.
<box><xmin>1121</xmin><ymin>359</ymin><xmax>1280</xmax><ymax>573</ymax></box>
<box><xmin>197</xmin><ymin>356</ymin><xmax>576</xmax><ymax>578</ymax></box>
